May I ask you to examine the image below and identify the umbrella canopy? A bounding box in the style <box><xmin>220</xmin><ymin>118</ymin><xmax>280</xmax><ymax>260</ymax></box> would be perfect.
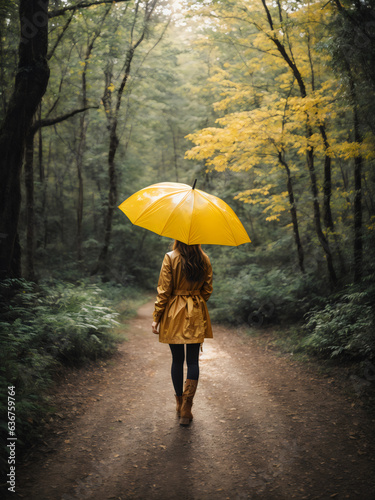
<box><xmin>118</xmin><ymin>181</ymin><xmax>251</xmax><ymax>246</ymax></box>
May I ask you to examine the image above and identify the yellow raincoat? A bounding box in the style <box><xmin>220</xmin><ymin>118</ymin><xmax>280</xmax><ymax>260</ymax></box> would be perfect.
<box><xmin>153</xmin><ymin>249</ymin><xmax>213</xmax><ymax>344</ymax></box>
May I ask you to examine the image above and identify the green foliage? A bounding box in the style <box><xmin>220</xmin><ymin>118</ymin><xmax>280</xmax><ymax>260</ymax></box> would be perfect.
<box><xmin>303</xmin><ymin>278</ymin><xmax>375</xmax><ymax>359</ymax></box>
<box><xmin>0</xmin><ymin>278</ymin><xmax>124</xmax><ymax>474</ymax></box>
<box><xmin>0</xmin><ymin>279</ymin><xmax>120</xmax><ymax>366</ymax></box>
<box><xmin>207</xmin><ymin>241</ymin><xmax>323</xmax><ymax>326</ymax></box>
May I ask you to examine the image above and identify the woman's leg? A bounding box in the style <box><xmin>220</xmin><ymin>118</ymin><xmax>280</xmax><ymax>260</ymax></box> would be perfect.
<box><xmin>169</xmin><ymin>344</ymin><xmax>184</xmax><ymax>396</ymax></box>
<box><xmin>186</xmin><ymin>343</ymin><xmax>200</xmax><ymax>381</ymax></box>
<box><xmin>179</xmin><ymin>344</ymin><xmax>200</xmax><ymax>426</ymax></box>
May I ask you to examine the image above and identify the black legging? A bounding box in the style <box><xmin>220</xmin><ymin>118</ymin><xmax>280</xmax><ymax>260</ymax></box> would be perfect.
<box><xmin>169</xmin><ymin>343</ymin><xmax>200</xmax><ymax>396</ymax></box>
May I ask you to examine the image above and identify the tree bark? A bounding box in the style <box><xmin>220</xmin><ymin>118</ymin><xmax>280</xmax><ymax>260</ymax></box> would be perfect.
<box><xmin>306</xmin><ymin>141</ymin><xmax>337</xmax><ymax>285</ymax></box>
<box><xmin>49</xmin><ymin>0</ymin><xmax>130</xmax><ymax>18</ymax></box>
<box><xmin>92</xmin><ymin>193</ymin><xmax>98</xmax><ymax>238</ymax></box>
<box><xmin>319</xmin><ymin>128</ymin><xmax>334</xmax><ymax>232</ymax></box>
<box><xmin>76</xmin><ymin>78</ymin><xmax>89</xmax><ymax>263</ymax></box>
<box><xmin>0</xmin><ymin>9</ymin><xmax>7</xmax><ymax>116</ymax></box>
<box><xmin>344</xmin><ymin>65</ymin><xmax>363</xmax><ymax>282</ymax></box>
<box><xmin>353</xmin><ymin>109</ymin><xmax>363</xmax><ymax>283</ymax></box>
<box><xmin>25</xmin><ymin>131</ymin><xmax>36</xmax><ymax>281</ymax></box>
<box><xmin>278</xmin><ymin>152</ymin><xmax>305</xmax><ymax>273</ymax></box>
<box><xmin>170</xmin><ymin>125</ymin><xmax>179</xmax><ymax>182</ymax></box>
<box><xmin>0</xmin><ymin>0</ymin><xmax>50</xmax><ymax>279</ymax></box>
<box><xmin>95</xmin><ymin>129</ymin><xmax>119</xmax><ymax>274</ymax></box>
<box><xmin>42</xmin><ymin>140</ymin><xmax>51</xmax><ymax>249</ymax></box>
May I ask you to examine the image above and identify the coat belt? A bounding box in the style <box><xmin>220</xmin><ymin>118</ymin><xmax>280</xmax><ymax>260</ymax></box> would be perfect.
<box><xmin>171</xmin><ymin>290</ymin><xmax>201</xmax><ymax>317</ymax></box>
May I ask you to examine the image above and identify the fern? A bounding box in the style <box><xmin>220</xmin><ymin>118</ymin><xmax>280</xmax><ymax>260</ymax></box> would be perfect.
<box><xmin>0</xmin><ymin>278</ymin><xmax>126</xmax><ymax>474</ymax></box>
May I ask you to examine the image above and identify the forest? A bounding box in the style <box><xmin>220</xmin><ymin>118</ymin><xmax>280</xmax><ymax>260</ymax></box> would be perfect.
<box><xmin>1</xmin><ymin>0</ymin><xmax>375</xmax><ymax>476</ymax></box>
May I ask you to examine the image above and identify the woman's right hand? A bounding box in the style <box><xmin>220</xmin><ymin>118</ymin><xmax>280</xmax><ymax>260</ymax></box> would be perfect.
<box><xmin>152</xmin><ymin>321</ymin><xmax>159</xmax><ymax>334</ymax></box>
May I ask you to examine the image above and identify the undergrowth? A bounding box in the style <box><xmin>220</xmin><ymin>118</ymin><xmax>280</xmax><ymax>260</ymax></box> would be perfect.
<box><xmin>302</xmin><ymin>275</ymin><xmax>375</xmax><ymax>360</ymax></box>
<box><xmin>0</xmin><ymin>278</ymin><xmax>142</xmax><ymax>475</ymax></box>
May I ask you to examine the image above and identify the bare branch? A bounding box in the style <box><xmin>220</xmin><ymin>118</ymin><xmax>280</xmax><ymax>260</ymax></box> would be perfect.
<box><xmin>49</xmin><ymin>0</ymin><xmax>130</xmax><ymax>19</ymax></box>
<box><xmin>261</xmin><ymin>0</ymin><xmax>274</xmax><ymax>31</ymax></box>
<box><xmin>31</xmin><ymin>106</ymin><xmax>99</xmax><ymax>133</ymax></box>
<box><xmin>130</xmin><ymin>0</ymin><xmax>141</xmax><ymax>44</ymax></box>
<box><xmin>47</xmin><ymin>11</ymin><xmax>75</xmax><ymax>60</ymax></box>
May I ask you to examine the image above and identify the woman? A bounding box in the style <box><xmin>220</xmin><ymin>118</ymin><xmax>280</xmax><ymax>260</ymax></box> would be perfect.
<box><xmin>151</xmin><ymin>240</ymin><xmax>213</xmax><ymax>426</ymax></box>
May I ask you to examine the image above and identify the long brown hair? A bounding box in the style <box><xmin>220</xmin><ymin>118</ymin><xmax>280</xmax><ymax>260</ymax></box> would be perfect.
<box><xmin>173</xmin><ymin>240</ymin><xmax>207</xmax><ymax>282</ymax></box>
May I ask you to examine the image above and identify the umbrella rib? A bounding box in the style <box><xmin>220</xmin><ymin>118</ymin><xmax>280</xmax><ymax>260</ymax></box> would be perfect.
<box><xmin>197</xmin><ymin>190</ymin><xmax>240</xmax><ymax>246</ymax></box>
<box><xmin>187</xmin><ymin>190</ymin><xmax>195</xmax><ymax>244</ymax></box>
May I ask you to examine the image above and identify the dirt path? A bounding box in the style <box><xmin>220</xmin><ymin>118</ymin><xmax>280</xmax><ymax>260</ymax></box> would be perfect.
<box><xmin>13</xmin><ymin>300</ymin><xmax>375</xmax><ymax>500</ymax></box>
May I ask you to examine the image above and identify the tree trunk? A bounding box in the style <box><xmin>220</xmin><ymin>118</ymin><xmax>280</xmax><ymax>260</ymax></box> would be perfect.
<box><xmin>0</xmin><ymin>0</ymin><xmax>49</xmax><ymax>279</ymax></box>
<box><xmin>93</xmin><ymin>0</ymin><xmax>161</xmax><ymax>276</ymax></box>
<box><xmin>308</xmin><ymin>26</ymin><xmax>335</xmax><ymax>237</ymax></box>
<box><xmin>170</xmin><ymin>125</ymin><xmax>179</xmax><ymax>182</ymax></box>
<box><xmin>95</xmin><ymin>129</ymin><xmax>119</xmax><ymax>274</ymax></box>
<box><xmin>319</xmin><ymin>125</ymin><xmax>335</xmax><ymax>231</ymax></box>
<box><xmin>92</xmin><ymin>193</ymin><xmax>98</xmax><ymax>238</ymax></box>
<box><xmin>306</xmin><ymin>143</ymin><xmax>337</xmax><ymax>286</ymax></box>
<box><xmin>76</xmin><ymin>8</ymin><xmax>111</xmax><ymax>262</ymax></box>
<box><xmin>42</xmin><ymin>140</ymin><xmax>51</xmax><ymax>249</ymax></box>
<box><xmin>24</xmin><ymin>105</ymin><xmax>43</xmax><ymax>282</ymax></box>
<box><xmin>93</xmin><ymin>0</ymin><xmax>160</xmax><ymax>276</ymax></box>
<box><xmin>278</xmin><ymin>152</ymin><xmax>305</xmax><ymax>273</ymax></box>
<box><xmin>25</xmin><ymin>132</ymin><xmax>36</xmax><ymax>281</ymax></box>
<box><xmin>319</xmin><ymin>124</ymin><xmax>346</xmax><ymax>276</ymax></box>
<box><xmin>94</xmin><ymin>45</ymin><xmax>141</xmax><ymax>275</ymax></box>
<box><xmin>353</xmin><ymin>110</ymin><xmax>363</xmax><ymax>283</ymax></box>
<box><xmin>77</xmin><ymin>157</ymin><xmax>84</xmax><ymax>261</ymax></box>
<box><xmin>76</xmin><ymin>99</ymin><xmax>88</xmax><ymax>262</ymax></box>
<box><xmin>342</xmin><ymin>66</ymin><xmax>363</xmax><ymax>283</ymax></box>
<box><xmin>363</xmin><ymin>172</ymin><xmax>375</xmax><ymax>217</ymax></box>
<box><xmin>0</xmin><ymin>11</ymin><xmax>7</xmax><ymax>116</ymax></box>
<box><xmin>22</xmin><ymin>105</ymin><xmax>95</xmax><ymax>274</ymax></box>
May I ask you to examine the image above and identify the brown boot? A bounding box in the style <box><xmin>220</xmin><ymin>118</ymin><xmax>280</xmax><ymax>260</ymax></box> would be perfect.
<box><xmin>175</xmin><ymin>395</ymin><xmax>183</xmax><ymax>415</ymax></box>
<box><xmin>179</xmin><ymin>379</ymin><xmax>198</xmax><ymax>426</ymax></box>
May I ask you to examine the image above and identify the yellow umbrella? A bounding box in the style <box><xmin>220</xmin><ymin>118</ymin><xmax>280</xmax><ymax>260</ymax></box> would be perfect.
<box><xmin>118</xmin><ymin>180</ymin><xmax>251</xmax><ymax>246</ymax></box>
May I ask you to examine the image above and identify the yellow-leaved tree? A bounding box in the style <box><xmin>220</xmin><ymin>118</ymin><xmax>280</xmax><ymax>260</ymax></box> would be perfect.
<box><xmin>184</xmin><ymin>0</ymin><xmax>375</xmax><ymax>284</ymax></box>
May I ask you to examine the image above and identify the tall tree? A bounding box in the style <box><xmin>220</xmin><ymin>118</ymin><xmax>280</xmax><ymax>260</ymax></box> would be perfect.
<box><xmin>0</xmin><ymin>0</ymin><xmax>50</xmax><ymax>278</ymax></box>
<box><xmin>0</xmin><ymin>0</ymin><xmax>130</xmax><ymax>279</ymax></box>
<box><xmin>327</xmin><ymin>0</ymin><xmax>375</xmax><ymax>281</ymax></box>
<box><xmin>24</xmin><ymin>106</ymin><xmax>96</xmax><ymax>279</ymax></box>
<box><xmin>75</xmin><ymin>5</ymin><xmax>112</xmax><ymax>262</ymax></box>
<box><xmin>94</xmin><ymin>0</ymin><xmax>161</xmax><ymax>275</ymax></box>
<box><xmin>184</xmin><ymin>0</ymin><xmax>343</xmax><ymax>284</ymax></box>
<box><xmin>258</xmin><ymin>0</ymin><xmax>337</xmax><ymax>285</ymax></box>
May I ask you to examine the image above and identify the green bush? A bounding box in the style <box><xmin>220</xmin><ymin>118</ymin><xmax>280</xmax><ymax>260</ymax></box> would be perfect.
<box><xmin>0</xmin><ymin>278</ymin><xmax>122</xmax><ymax>474</ymax></box>
<box><xmin>208</xmin><ymin>263</ymin><xmax>321</xmax><ymax>326</ymax></box>
<box><xmin>0</xmin><ymin>279</ymin><xmax>120</xmax><ymax>365</ymax></box>
<box><xmin>205</xmin><ymin>236</ymin><xmax>326</xmax><ymax>327</ymax></box>
<box><xmin>303</xmin><ymin>280</ymin><xmax>375</xmax><ymax>359</ymax></box>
